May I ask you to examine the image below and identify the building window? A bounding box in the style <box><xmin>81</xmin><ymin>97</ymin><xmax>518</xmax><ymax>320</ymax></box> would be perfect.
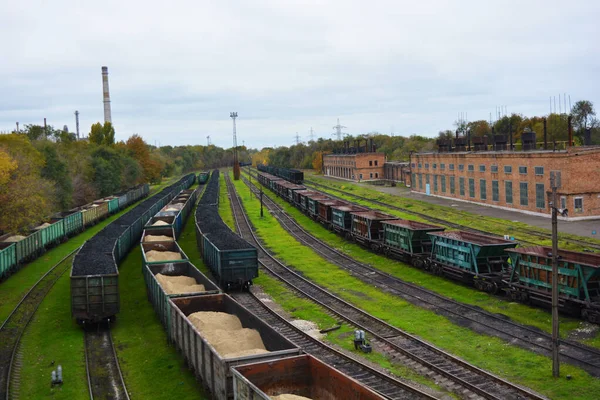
<box><xmin>574</xmin><ymin>197</ymin><xmax>583</xmax><ymax>213</ymax></box>
<box><xmin>440</xmin><ymin>163</ymin><xmax>445</xmax><ymax>170</ymax></box>
<box><xmin>370</xmin><ymin>173</ymin><xmax>373</xmax><ymax>178</ymax></box>
<box><xmin>469</xmin><ymin>178</ymin><xmax>475</xmax><ymax>198</ymax></box>
<box><xmin>360</xmin><ymin>173</ymin><xmax>363</xmax><ymax>180</ymax></box>
<box><xmin>468</xmin><ymin>164</ymin><xmax>474</xmax><ymax>172</ymax></box>
<box><xmin>458</xmin><ymin>164</ymin><xmax>464</xmax><ymax>171</ymax></box>
<box><xmin>426</xmin><ymin>174</ymin><xmax>430</xmax><ymax>184</ymax></box>
<box><xmin>504</xmin><ymin>165</ymin><xmax>512</xmax><ymax>173</ymax></box>
<box><xmin>433</xmin><ymin>163</ymin><xmax>437</xmax><ymax>170</ymax></box>
<box><xmin>519</xmin><ymin>166</ymin><xmax>527</xmax><ymax>174</ymax></box>
<box><xmin>369</xmin><ymin>161</ymin><xmax>373</xmax><ymax>166</ymax></box>
<box><xmin>492</xmin><ymin>180</ymin><xmax>499</xmax><ymax>201</ymax></box>
<box><xmin>375</xmin><ymin>172</ymin><xmax>379</xmax><ymax>178</ymax></box>
<box><xmin>505</xmin><ymin>181</ymin><xmax>513</xmax><ymax>204</ymax></box>
<box><xmin>535</xmin><ymin>183</ymin><xmax>545</xmax><ymax>208</ymax></box>
<box><xmin>479</xmin><ymin>165</ymin><xmax>486</xmax><ymax>172</ymax></box>
<box><xmin>459</xmin><ymin>177</ymin><xmax>465</xmax><ymax>196</ymax></box>
<box><xmin>534</xmin><ymin>166</ymin><xmax>544</xmax><ymax>176</ymax></box>
<box><xmin>411</xmin><ymin>163</ymin><xmax>415</xmax><ymax>168</ymax></box>
<box><xmin>411</xmin><ymin>173</ymin><xmax>415</xmax><ymax>186</ymax></box>
<box><xmin>418</xmin><ymin>174</ymin><xmax>423</xmax><ymax>189</ymax></box>
<box><xmin>491</xmin><ymin>165</ymin><xmax>498</xmax><ymax>173</ymax></box>
<box><xmin>520</xmin><ymin>182</ymin><xmax>528</xmax><ymax>206</ymax></box>
<box><xmin>425</xmin><ymin>163</ymin><xmax>429</xmax><ymax>169</ymax></box>
<box><xmin>480</xmin><ymin>179</ymin><xmax>487</xmax><ymax>200</ymax></box>
<box><xmin>375</xmin><ymin>160</ymin><xmax>378</xmax><ymax>166</ymax></box>
<box><xmin>450</xmin><ymin>176</ymin><xmax>455</xmax><ymax>194</ymax></box>
<box><xmin>418</xmin><ymin>163</ymin><xmax>422</xmax><ymax>169</ymax></box>
<box><xmin>449</xmin><ymin>163</ymin><xmax>455</xmax><ymax>171</ymax></box>
<box><xmin>433</xmin><ymin>175</ymin><xmax>438</xmax><ymax>191</ymax></box>
<box><xmin>441</xmin><ymin>176</ymin><xmax>446</xmax><ymax>193</ymax></box>
<box><xmin>560</xmin><ymin>196</ymin><xmax>566</xmax><ymax>210</ymax></box>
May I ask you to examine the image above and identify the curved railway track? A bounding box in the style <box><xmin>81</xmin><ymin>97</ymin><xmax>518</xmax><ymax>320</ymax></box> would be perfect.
<box><xmin>84</xmin><ymin>323</ymin><xmax>130</xmax><ymax>400</ymax></box>
<box><xmin>226</xmin><ymin>174</ymin><xmax>547</xmax><ymax>400</ymax></box>
<box><xmin>302</xmin><ymin>177</ymin><xmax>600</xmax><ymax>251</ymax></box>
<box><xmin>0</xmin><ymin>249</ymin><xmax>78</xmax><ymax>400</ymax></box>
<box><xmin>241</xmin><ymin>175</ymin><xmax>600</xmax><ymax>377</ymax></box>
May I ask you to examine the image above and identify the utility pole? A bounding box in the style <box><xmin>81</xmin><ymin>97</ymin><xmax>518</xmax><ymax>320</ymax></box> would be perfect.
<box><xmin>550</xmin><ymin>171</ymin><xmax>562</xmax><ymax>377</ymax></box>
<box><xmin>207</xmin><ymin>135</ymin><xmax>211</xmax><ymax>146</ymax></box>
<box><xmin>15</xmin><ymin>122</ymin><xmax>19</xmax><ymax>133</ymax></box>
<box><xmin>260</xmin><ymin>186</ymin><xmax>264</xmax><ymax>218</ymax></box>
<box><xmin>294</xmin><ymin>132</ymin><xmax>301</xmax><ymax>145</ymax></box>
<box><xmin>309</xmin><ymin>127</ymin><xmax>314</xmax><ymax>142</ymax></box>
<box><xmin>230</xmin><ymin>112</ymin><xmax>240</xmax><ymax>180</ymax></box>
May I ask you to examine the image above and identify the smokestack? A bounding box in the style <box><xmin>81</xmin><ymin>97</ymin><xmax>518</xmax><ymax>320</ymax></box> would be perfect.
<box><xmin>44</xmin><ymin>118</ymin><xmax>47</xmax><ymax>137</ymax></box>
<box><xmin>509</xmin><ymin>122</ymin><xmax>513</xmax><ymax>151</ymax></box>
<box><xmin>568</xmin><ymin>115</ymin><xmax>573</xmax><ymax>147</ymax></box>
<box><xmin>543</xmin><ymin>118</ymin><xmax>547</xmax><ymax>150</ymax></box>
<box><xmin>102</xmin><ymin>66</ymin><xmax>112</xmax><ymax>124</ymax></box>
<box><xmin>75</xmin><ymin>110</ymin><xmax>80</xmax><ymax>140</ymax></box>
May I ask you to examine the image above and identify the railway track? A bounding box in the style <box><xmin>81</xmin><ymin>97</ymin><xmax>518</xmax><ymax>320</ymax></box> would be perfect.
<box><xmin>84</xmin><ymin>323</ymin><xmax>130</xmax><ymax>400</ymax></box>
<box><xmin>302</xmin><ymin>177</ymin><xmax>600</xmax><ymax>251</ymax></box>
<box><xmin>0</xmin><ymin>249</ymin><xmax>78</xmax><ymax>400</ymax></box>
<box><xmin>230</xmin><ymin>291</ymin><xmax>435</xmax><ymax>400</ymax></box>
<box><xmin>241</xmin><ymin>175</ymin><xmax>600</xmax><ymax>377</ymax></box>
<box><xmin>226</xmin><ymin>175</ymin><xmax>547</xmax><ymax>400</ymax></box>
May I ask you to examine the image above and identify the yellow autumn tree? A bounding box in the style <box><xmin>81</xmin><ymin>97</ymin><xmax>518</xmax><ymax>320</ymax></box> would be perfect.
<box><xmin>0</xmin><ymin>149</ymin><xmax>17</xmax><ymax>185</ymax></box>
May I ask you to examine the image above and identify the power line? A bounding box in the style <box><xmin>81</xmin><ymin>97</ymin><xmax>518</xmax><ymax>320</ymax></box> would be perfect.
<box><xmin>294</xmin><ymin>132</ymin><xmax>301</xmax><ymax>145</ymax></box>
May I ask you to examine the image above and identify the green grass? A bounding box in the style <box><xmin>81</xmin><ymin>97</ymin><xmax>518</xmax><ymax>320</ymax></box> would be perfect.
<box><xmin>241</xmin><ymin>170</ymin><xmax>589</xmax><ymax>340</ymax></box>
<box><xmin>306</xmin><ymin>172</ymin><xmax>600</xmax><ymax>251</ymax></box>
<box><xmin>16</xmin><ymin>257</ymin><xmax>87</xmax><ymax>399</ymax></box>
<box><xmin>232</xmin><ymin>174</ymin><xmax>600</xmax><ymax>400</ymax></box>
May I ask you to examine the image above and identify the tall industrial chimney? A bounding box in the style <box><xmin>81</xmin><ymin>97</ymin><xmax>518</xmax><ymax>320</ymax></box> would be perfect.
<box><xmin>101</xmin><ymin>66</ymin><xmax>112</xmax><ymax>124</ymax></box>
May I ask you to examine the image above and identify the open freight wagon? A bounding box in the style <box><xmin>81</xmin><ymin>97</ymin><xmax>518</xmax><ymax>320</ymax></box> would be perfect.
<box><xmin>169</xmin><ymin>294</ymin><xmax>301</xmax><ymax>400</ymax></box>
<box><xmin>232</xmin><ymin>354</ymin><xmax>386</xmax><ymax>400</ymax></box>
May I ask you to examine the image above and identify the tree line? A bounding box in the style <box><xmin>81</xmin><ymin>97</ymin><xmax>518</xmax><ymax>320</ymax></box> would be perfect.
<box><xmin>0</xmin><ymin>122</ymin><xmax>247</xmax><ymax>233</ymax></box>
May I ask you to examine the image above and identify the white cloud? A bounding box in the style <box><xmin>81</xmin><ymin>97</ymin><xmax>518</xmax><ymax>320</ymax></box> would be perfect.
<box><xmin>1</xmin><ymin>0</ymin><xmax>598</xmax><ymax>147</ymax></box>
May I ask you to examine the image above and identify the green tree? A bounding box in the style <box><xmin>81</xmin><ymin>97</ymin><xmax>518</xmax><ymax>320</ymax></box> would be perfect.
<box><xmin>571</xmin><ymin>100</ymin><xmax>595</xmax><ymax>132</ymax></box>
<box><xmin>88</xmin><ymin>122</ymin><xmax>116</xmax><ymax>145</ymax></box>
<box><xmin>39</xmin><ymin>143</ymin><xmax>73</xmax><ymax>208</ymax></box>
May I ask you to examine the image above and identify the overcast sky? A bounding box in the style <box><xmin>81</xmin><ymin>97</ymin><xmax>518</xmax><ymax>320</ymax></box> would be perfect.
<box><xmin>1</xmin><ymin>0</ymin><xmax>598</xmax><ymax>149</ymax></box>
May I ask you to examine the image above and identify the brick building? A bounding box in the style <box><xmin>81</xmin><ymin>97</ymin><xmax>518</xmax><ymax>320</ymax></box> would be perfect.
<box><xmin>384</xmin><ymin>161</ymin><xmax>410</xmax><ymax>183</ymax></box>
<box><xmin>323</xmin><ymin>152</ymin><xmax>385</xmax><ymax>181</ymax></box>
<box><xmin>409</xmin><ymin>146</ymin><xmax>600</xmax><ymax>219</ymax></box>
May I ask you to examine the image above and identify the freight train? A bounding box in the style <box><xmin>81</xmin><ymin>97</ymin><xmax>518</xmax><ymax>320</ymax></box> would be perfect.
<box><xmin>70</xmin><ymin>174</ymin><xmax>196</xmax><ymax>324</ymax></box>
<box><xmin>0</xmin><ymin>184</ymin><xmax>150</xmax><ymax>280</ymax></box>
<box><xmin>195</xmin><ymin>170</ymin><xmax>258</xmax><ymax>290</ymax></box>
<box><xmin>254</xmin><ymin>168</ymin><xmax>600</xmax><ymax>323</ymax></box>
<box><xmin>256</xmin><ymin>163</ymin><xmax>304</xmax><ymax>184</ymax></box>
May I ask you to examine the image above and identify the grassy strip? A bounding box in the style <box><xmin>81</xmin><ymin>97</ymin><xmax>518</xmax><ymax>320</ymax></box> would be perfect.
<box><xmin>16</xmin><ymin>257</ymin><xmax>87</xmax><ymax>399</ymax></box>
<box><xmin>111</xmin><ymin>246</ymin><xmax>207</xmax><ymax>399</ymax></box>
<box><xmin>241</xmin><ymin>171</ymin><xmax>587</xmax><ymax>339</ymax></box>
<box><xmin>306</xmin><ymin>172</ymin><xmax>600</xmax><ymax>250</ymax></box>
<box><xmin>219</xmin><ymin>171</ymin><xmax>236</xmax><ymax>231</ymax></box>
<box><xmin>232</xmin><ymin>175</ymin><xmax>600</xmax><ymax>400</ymax></box>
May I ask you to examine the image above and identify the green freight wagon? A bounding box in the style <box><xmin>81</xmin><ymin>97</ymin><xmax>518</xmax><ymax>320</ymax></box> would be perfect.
<box><xmin>71</xmin><ymin>272</ymin><xmax>120</xmax><ymax>323</ymax></box>
<box><xmin>306</xmin><ymin>195</ymin><xmax>330</xmax><ymax>218</ymax></box>
<box><xmin>201</xmin><ymin>233</ymin><xmax>258</xmax><ymax>290</ymax></box>
<box><xmin>505</xmin><ymin>246</ymin><xmax>600</xmax><ymax>323</ymax></box>
<box><xmin>143</xmin><ymin>261</ymin><xmax>219</xmax><ymax>334</ymax></box>
<box><xmin>50</xmin><ymin>210</ymin><xmax>84</xmax><ymax>237</ymax></box>
<box><xmin>141</xmin><ymin>241</ymin><xmax>189</xmax><ymax>268</ymax></box>
<box><xmin>331</xmin><ymin>204</ymin><xmax>367</xmax><ymax>233</ymax></box>
<box><xmin>198</xmin><ymin>171</ymin><xmax>210</xmax><ymax>184</ymax></box>
<box><xmin>382</xmin><ymin>220</ymin><xmax>445</xmax><ymax>266</ymax></box>
<box><xmin>37</xmin><ymin>220</ymin><xmax>65</xmax><ymax>247</ymax></box>
<box><xmin>428</xmin><ymin>231</ymin><xmax>517</xmax><ymax>292</ymax></box>
<box><xmin>0</xmin><ymin>243</ymin><xmax>17</xmax><ymax>279</ymax></box>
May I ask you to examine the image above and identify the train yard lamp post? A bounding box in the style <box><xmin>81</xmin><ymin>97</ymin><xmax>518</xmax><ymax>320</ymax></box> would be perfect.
<box><xmin>550</xmin><ymin>171</ymin><xmax>567</xmax><ymax>377</ymax></box>
<box><xmin>260</xmin><ymin>186</ymin><xmax>264</xmax><ymax>218</ymax></box>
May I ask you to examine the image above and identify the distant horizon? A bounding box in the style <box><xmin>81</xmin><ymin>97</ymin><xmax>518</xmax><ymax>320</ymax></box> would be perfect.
<box><xmin>2</xmin><ymin>1</ymin><xmax>598</xmax><ymax>149</ymax></box>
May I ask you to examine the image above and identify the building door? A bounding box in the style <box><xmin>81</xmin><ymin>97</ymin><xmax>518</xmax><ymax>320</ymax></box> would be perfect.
<box><xmin>426</xmin><ymin>183</ymin><xmax>431</xmax><ymax>195</ymax></box>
